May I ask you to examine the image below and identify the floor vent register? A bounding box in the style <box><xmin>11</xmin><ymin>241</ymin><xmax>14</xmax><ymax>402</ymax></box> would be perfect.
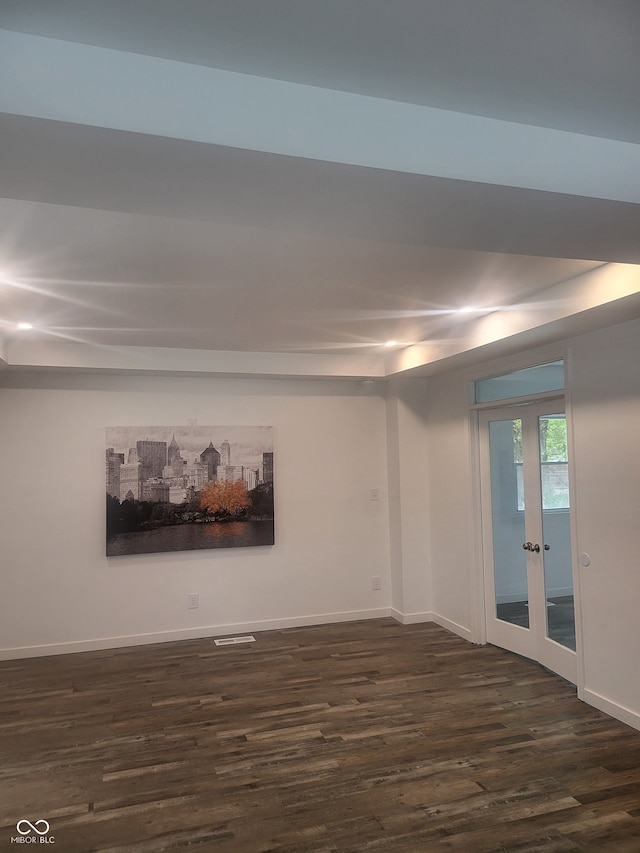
<box><xmin>214</xmin><ymin>636</ymin><xmax>256</xmax><ymax>646</ymax></box>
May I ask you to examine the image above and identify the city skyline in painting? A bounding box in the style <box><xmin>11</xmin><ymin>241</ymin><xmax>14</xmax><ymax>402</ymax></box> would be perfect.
<box><xmin>106</xmin><ymin>425</ymin><xmax>274</xmax><ymax>556</ymax></box>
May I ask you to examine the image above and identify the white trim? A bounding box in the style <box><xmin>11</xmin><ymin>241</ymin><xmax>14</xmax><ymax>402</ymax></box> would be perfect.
<box><xmin>470</xmin><ymin>389</ymin><xmax>565</xmax><ymax>411</ymax></box>
<box><xmin>392</xmin><ymin>608</ymin><xmax>475</xmax><ymax>643</ymax></box>
<box><xmin>564</xmin><ymin>344</ymin><xmax>586</xmax><ymax>696</ymax></box>
<box><xmin>467</xmin><ymin>406</ymin><xmax>487</xmax><ymax>645</ymax></box>
<box><xmin>430</xmin><ymin>612</ymin><xmax>474</xmax><ymax>643</ymax></box>
<box><xmin>0</xmin><ymin>608</ymin><xmax>393</xmax><ymax>660</ymax></box>
<box><xmin>431</xmin><ymin>613</ymin><xmax>473</xmax><ymax>643</ymax></box>
<box><xmin>582</xmin><ymin>688</ymin><xmax>640</xmax><ymax>733</ymax></box>
<box><xmin>391</xmin><ymin>609</ymin><xmax>433</xmax><ymax>625</ymax></box>
<box><xmin>393</xmin><ymin>609</ymin><xmax>476</xmax><ymax>644</ymax></box>
<box><xmin>391</xmin><ymin>609</ymin><xmax>473</xmax><ymax>644</ymax></box>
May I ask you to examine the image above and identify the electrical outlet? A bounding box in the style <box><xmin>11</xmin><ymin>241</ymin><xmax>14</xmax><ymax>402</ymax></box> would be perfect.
<box><xmin>371</xmin><ymin>576</ymin><xmax>382</xmax><ymax>591</ymax></box>
<box><xmin>370</xmin><ymin>488</ymin><xmax>380</xmax><ymax>501</ymax></box>
<box><xmin>187</xmin><ymin>593</ymin><xmax>200</xmax><ymax>610</ymax></box>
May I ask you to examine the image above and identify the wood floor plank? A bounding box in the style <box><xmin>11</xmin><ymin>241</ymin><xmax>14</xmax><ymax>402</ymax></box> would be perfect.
<box><xmin>1</xmin><ymin>619</ymin><xmax>640</xmax><ymax>851</ymax></box>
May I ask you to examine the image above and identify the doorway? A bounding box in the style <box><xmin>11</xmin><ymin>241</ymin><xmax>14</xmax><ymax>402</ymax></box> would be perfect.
<box><xmin>479</xmin><ymin>400</ymin><xmax>577</xmax><ymax>684</ymax></box>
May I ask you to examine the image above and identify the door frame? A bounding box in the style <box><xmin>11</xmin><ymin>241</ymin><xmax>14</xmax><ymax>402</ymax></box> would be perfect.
<box><xmin>468</xmin><ymin>360</ymin><xmax>584</xmax><ymax>691</ymax></box>
<box><xmin>478</xmin><ymin>401</ymin><xmax>577</xmax><ymax>683</ymax></box>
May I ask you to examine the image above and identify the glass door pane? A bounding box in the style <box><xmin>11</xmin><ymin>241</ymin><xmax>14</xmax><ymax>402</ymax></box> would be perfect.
<box><xmin>489</xmin><ymin>418</ymin><xmax>529</xmax><ymax>628</ymax></box>
<box><xmin>538</xmin><ymin>414</ymin><xmax>576</xmax><ymax>650</ymax></box>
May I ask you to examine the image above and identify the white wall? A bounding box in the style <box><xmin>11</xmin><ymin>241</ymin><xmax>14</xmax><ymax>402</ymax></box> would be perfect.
<box><xmin>385</xmin><ymin>380</ymin><xmax>432</xmax><ymax>622</ymax></box>
<box><xmin>568</xmin><ymin>319</ymin><xmax>640</xmax><ymax>726</ymax></box>
<box><xmin>0</xmin><ymin>373</ymin><xmax>391</xmax><ymax>657</ymax></box>
<box><xmin>420</xmin><ymin>371</ymin><xmax>475</xmax><ymax>639</ymax></box>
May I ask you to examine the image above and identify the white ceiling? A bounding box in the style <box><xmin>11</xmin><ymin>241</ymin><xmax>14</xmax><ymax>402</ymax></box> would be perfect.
<box><xmin>1</xmin><ymin>1</ymin><xmax>640</xmax><ymax>379</ymax></box>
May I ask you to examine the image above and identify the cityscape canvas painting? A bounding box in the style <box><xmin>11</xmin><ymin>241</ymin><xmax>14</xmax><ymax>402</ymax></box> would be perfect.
<box><xmin>106</xmin><ymin>426</ymin><xmax>274</xmax><ymax>556</ymax></box>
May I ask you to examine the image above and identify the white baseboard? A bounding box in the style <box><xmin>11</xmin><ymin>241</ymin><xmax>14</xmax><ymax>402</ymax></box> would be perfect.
<box><xmin>0</xmin><ymin>608</ymin><xmax>393</xmax><ymax>660</ymax></box>
<box><xmin>390</xmin><ymin>609</ymin><xmax>473</xmax><ymax>643</ymax></box>
<box><xmin>390</xmin><ymin>609</ymin><xmax>432</xmax><ymax>625</ymax></box>
<box><xmin>429</xmin><ymin>611</ymin><xmax>473</xmax><ymax>643</ymax></box>
<box><xmin>1</xmin><ymin>608</ymin><xmax>476</xmax><ymax>660</ymax></box>
<box><xmin>582</xmin><ymin>687</ymin><xmax>640</xmax><ymax>733</ymax></box>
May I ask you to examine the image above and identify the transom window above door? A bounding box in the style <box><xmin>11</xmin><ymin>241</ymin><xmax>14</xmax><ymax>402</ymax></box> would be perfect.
<box><xmin>474</xmin><ymin>360</ymin><xmax>564</xmax><ymax>404</ymax></box>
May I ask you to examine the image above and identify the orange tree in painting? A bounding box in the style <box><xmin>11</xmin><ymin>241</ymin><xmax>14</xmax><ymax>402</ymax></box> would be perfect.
<box><xmin>199</xmin><ymin>480</ymin><xmax>251</xmax><ymax>519</ymax></box>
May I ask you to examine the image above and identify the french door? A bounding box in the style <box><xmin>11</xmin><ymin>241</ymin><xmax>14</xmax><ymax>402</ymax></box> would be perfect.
<box><xmin>479</xmin><ymin>400</ymin><xmax>577</xmax><ymax>683</ymax></box>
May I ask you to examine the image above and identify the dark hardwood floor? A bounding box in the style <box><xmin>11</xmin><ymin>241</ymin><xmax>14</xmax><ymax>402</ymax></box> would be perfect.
<box><xmin>1</xmin><ymin>619</ymin><xmax>640</xmax><ymax>852</ymax></box>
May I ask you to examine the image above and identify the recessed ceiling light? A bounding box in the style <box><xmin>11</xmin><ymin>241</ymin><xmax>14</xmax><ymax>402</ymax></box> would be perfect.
<box><xmin>16</xmin><ymin>322</ymin><xmax>33</xmax><ymax>330</ymax></box>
